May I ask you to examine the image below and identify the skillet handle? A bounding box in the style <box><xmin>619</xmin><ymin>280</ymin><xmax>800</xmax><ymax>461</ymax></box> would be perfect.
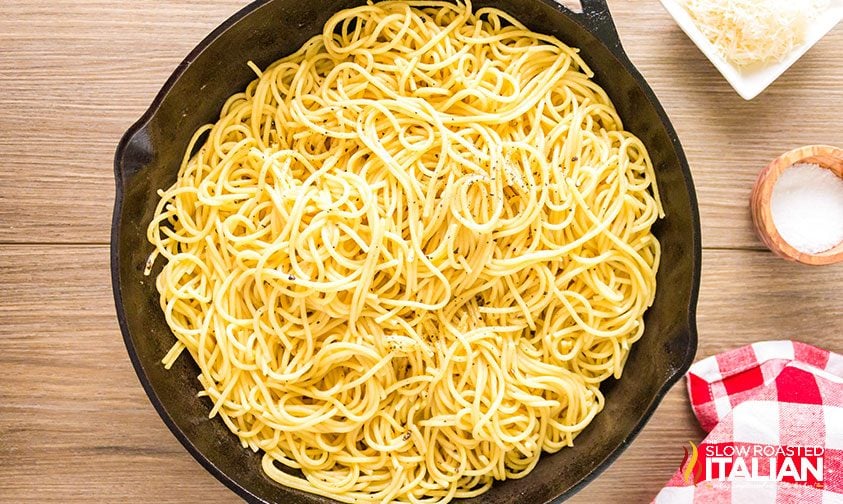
<box><xmin>114</xmin><ymin>123</ymin><xmax>154</xmax><ymax>189</ymax></box>
<box><xmin>563</xmin><ymin>0</ymin><xmax>625</xmax><ymax>58</ymax></box>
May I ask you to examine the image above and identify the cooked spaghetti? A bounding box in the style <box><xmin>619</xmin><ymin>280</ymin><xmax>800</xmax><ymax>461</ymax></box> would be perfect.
<box><xmin>145</xmin><ymin>1</ymin><xmax>662</xmax><ymax>502</ymax></box>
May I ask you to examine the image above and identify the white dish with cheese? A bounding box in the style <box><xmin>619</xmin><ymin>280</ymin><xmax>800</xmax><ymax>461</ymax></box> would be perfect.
<box><xmin>659</xmin><ymin>0</ymin><xmax>843</xmax><ymax>100</ymax></box>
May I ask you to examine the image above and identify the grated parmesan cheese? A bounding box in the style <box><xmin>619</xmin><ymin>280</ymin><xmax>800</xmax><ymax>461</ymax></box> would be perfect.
<box><xmin>680</xmin><ymin>0</ymin><xmax>829</xmax><ymax>67</ymax></box>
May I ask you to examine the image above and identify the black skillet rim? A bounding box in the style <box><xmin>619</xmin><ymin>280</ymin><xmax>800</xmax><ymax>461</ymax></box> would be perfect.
<box><xmin>110</xmin><ymin>1</ymin><xmax>702</xmax><ymax>502</ymax></box>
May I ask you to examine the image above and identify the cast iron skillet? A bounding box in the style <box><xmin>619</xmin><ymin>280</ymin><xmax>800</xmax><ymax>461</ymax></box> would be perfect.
<box><xmin>111</xmin><ymin>0</ymin><xmax>702</xmax><ymax>502</ymax></box>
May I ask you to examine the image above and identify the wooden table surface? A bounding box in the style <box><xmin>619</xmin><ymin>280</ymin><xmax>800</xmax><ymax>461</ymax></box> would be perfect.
<box><xmin>1</xmin><ymin>1</ymin><xmax>842</xmax><ymax>502</ymax></box>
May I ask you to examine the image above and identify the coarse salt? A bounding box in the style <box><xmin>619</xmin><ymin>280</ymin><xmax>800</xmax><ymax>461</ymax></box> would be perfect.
<box><xmin>770</xmin><ymin>163</ymin><xmax>843</xmax><ymax>254</ymax></box>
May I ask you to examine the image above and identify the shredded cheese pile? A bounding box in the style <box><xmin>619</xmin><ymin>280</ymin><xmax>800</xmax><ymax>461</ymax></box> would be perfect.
<box><xmin>681</xmin><ymin>0</ymin><xmax>828</xmax><ymax>67</ymax></box>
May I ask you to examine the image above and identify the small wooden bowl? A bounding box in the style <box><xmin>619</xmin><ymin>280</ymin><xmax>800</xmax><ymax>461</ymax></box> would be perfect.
<box><xmin>750</xmin><ymin>145</ymin><xmax>843</xmax><ymax>265</ymax></box>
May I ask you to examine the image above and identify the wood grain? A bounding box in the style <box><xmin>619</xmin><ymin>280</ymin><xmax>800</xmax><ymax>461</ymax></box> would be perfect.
<box><xmin>1</xmin><ymin>1</ymin><xmax>842</xmax><ymax>503</ymax></box>
<box><xmin>0</xmin><ymin>0</ymin><xmax>248</xmax><ymax>245</ymax></box>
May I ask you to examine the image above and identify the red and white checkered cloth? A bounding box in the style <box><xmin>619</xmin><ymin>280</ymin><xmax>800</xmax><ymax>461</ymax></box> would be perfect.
<box><xmin>654</xmin><ymin>341</ymin><xmax>843</xmax><ymax>503</ymax></box>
